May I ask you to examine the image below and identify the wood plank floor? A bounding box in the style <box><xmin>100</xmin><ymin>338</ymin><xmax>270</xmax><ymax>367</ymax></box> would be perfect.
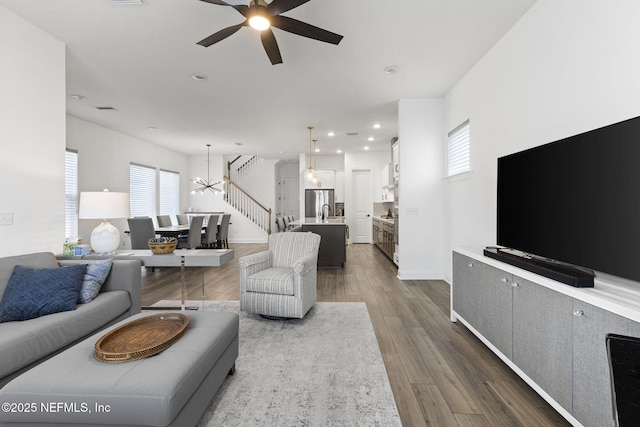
<box><xmin>141</xmin><ymin>243</ymin><xmax>571</xmax><ymax>427</ymax></box>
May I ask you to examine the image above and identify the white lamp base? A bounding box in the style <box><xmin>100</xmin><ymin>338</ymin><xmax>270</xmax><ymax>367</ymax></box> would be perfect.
<box><xmin>90</xmin><ymin>220</ymin><xmax>120</xmax><ymax>254</ymax></box>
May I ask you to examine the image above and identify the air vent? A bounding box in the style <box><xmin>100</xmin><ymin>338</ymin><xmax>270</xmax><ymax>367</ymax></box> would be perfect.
<box><xmin>95</xmin><ymin>106</ymin><xmax>118</xmax><ymax>111</ymax></box>
<box><xmin>346</xmin><ymin>132</ymin><xmax>359</xmax><ymax>136</ymax></box>
<box><xmin>106</xmin><ymin>0</ymin><xmax>147</xmax><ymax>6</ymax></box>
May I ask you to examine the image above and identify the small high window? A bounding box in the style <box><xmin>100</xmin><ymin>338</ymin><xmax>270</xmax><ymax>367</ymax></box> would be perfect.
<box><xmin>447</xmin><ymin>120</ymin><xmax>471</xmax><ymax>177</ymax></box>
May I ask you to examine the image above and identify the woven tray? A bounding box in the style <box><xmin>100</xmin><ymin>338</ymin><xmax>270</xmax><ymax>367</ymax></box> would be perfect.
<box><xmin>94</xmin><ymin>313</ymin><xmax>190</xmax><ymax>363</ymax></box>
<box><xmin>148</xmin><ymin>239</ymin><xmax>178</xmax><ymax>254</ymax></box>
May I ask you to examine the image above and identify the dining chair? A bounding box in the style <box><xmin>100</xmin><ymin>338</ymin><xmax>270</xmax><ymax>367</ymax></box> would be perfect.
<box><xmin>283</xmin><ymin>217</ymin><xmax>290</xmax><ymax>229</ymax></box>
<box><xmin>176</xmin><ymin>214</ymin><xmax>189</xmax><ymax>225</ymax></box>
<box><xmin>216</xmin><ymin>214</ymin><xmax>231</xmax><ymax>249</ymax></box>
<box><xmin>156</xmin><ymin>215</ymin><xmax>172</xmax><ymax>227</ymax></box>
<box><xmin>201</xmin><ymin>214</ymin><xmax>219</xmax><ymax>248</ymax></box>
<box><xmin>275</xmin><ymin>217</ymin><xmax>285</xmax><ymax>233</ymax></box>
<box><xmin>127</xmin><ymin>217</ymin><xmax>156</xmax><ymax>249</ymax></box>
<box><xmin>177</xmin><ymin>215</ymin><xmax>205</xmax><ymax>249</ymax></box>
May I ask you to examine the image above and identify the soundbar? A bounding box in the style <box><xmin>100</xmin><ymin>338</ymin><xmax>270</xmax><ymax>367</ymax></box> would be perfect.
<box><xmin>483</xmin><ymin>247</ymin><xmax>595</xmax><ymax>288</ymax></box>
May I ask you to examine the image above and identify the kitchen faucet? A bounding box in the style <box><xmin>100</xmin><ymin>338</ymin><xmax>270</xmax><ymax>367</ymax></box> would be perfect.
<box><xmin>321</xmin><ymin>204</ymin><xmax>331</xmax><ymax>220</ymax></box>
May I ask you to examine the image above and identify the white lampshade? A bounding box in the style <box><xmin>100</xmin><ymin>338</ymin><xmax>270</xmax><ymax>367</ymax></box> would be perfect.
<box><xmin>79</xmin><ymin>190</ymin><xmax>130</xmax><ymax>254</ymax></box>
<box><xmin>79</xmin><ymin>190</ymin><xmax>130</xmax><ymax>219</ymax></box>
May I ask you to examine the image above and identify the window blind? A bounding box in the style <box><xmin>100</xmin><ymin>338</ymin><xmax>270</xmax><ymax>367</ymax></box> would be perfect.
<box><xmin>65</xmin><ymin>149</ymin><xmax>78</xmax><ymax>239</ymax></box>
<box><xmin>159</xmin><ymin>169</ymin><xmax>180</xmax><ymax>215</ymax></box>
<box><xmin>129</xmin><ymin>163</ymin><xmax>156</xmax><ymax>217</ymax></box>
<box><xmin>447</xmin><ymin>120</ymin><xmax>471</xmax><ymax>177</ymax></box>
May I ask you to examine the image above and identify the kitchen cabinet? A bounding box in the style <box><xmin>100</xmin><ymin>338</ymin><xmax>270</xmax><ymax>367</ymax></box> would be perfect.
<box><xmin>452</xmin><ymin>248</ymin><xmax>640</xmax><ymax>427</ymax></box>
<box><xmin>392</xmin><ymin>140</ymin><xmax>399</xmax><ymax>180</ymax></box>
<box><xmin>379</xmin><ymin>164</ymin><xmax>394</xmax><ymax>202</ymax></box>
<box><xmin>372</xmin><ymin>218</ymin><xmax>394</xmax><ymax>260</ymax></box>
<box><xmin>335</xmin><ymin>171</ymin><xmax>345</xmax><ymax>202</ymax></box>
<box><xmin>300</xmin><ymin>223</ymin><xmax>347</xmax><ymax>267</ymax></box>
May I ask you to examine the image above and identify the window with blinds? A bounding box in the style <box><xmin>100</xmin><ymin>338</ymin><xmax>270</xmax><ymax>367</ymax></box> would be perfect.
<box><xmin>65</xmin><ymin>149</ymin><xmax>78</xmax><ymax>239</ymax></box>
<box><xmin>159</xmin><ymin>169</ymin><xmax>179</xmax><ymax>215</ymax></box>
<box><xmin>129</xmin><ymin>163</ymin><xmax>156</xmax><ymax>217</ymax></box>
<box><xmin>447</xmin><ymin>120</ymin><xmax>471</xmax><ymax>177</ymax></box>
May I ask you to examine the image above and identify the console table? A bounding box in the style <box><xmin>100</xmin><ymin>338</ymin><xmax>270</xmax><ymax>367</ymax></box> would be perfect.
<box><xmin>451</xmin><ymin>247</ymin><xmax>640</xmax><ymax>427</ymax></box>
<box><xmin>58</xmin><ymin>249</ymin><xmax>234</xmax><ymax>310</ymax></box>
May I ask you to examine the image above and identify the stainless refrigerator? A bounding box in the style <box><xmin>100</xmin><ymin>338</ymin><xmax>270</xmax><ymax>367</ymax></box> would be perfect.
<box><xmin>305</xmin><ymin>189</ymin><xmax>335</xmax><ymax>218</ymax></box>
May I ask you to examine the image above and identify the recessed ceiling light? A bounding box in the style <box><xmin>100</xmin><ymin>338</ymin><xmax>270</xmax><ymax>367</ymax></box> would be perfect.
<box><xmin>336</xmin><ymin>149</ymin><xmax>342</xmax><ymax>154</ymax></box>
<box><xmin>364</xmin><ymin>146</ymin><xmax>370</xmax><ymax>151</ymax></box>
<box><xmin>328</xmin><ymin>132</ymin><xmax>335</xmax><ymax>137</ymax></box>
<box><xmin>383</xmin><ymin>65</ymin><xmax>399</xmax><ymax>74</ymax></box>
<box><xmin>368</xmin><ymin>137</ymin><xmax>374</xmax><ymax>141</ymax></box>
<box><xmin>315</xmin><ymin>148</ymin><xmax>320</xmax><ymax>153</ymax></box>
<box><xmin>191</xmin><ymin>73</ymin><xmax>208</xmax><ymax>81</ymax></box>
<box><xmin>70</xmin><ymin>94</ymin><xmax>86</xmax><ymax>101</ymax></box>
<box><xmin>235</xmin><ymin>142</ymin><xmax>243</xmax><ymax>146</ymax></box>
<box><xmin>147</xmin><ymin>126</ymin><xmax>158</xmax><ymax>131</ymax></box>
<box><xmin>95</xmin><ymin>106</ymin><xmax>117</xmax><ymax>111</ymax></box>
<box><xmin>373</xmin><ymin>123</ymin><xmax>381</xmax><ymax>129</ymax></box>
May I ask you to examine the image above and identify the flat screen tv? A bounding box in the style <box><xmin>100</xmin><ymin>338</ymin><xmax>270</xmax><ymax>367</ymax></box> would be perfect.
<box><xmin>495</xmin><ymin>115</ymin><xmax>640</xmax><ymax>285</ymax></box>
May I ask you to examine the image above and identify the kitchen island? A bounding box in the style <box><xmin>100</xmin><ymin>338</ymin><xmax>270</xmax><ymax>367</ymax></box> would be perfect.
<box><xmin>290</xmin><ymin>217</ymin><xmax>348</xmax><ymax>267</ymax></box>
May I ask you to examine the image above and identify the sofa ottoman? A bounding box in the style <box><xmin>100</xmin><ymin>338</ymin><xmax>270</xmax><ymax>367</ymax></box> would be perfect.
<box><xmin>0</xmin><ymin>311</ymin><xmax>239</xmax><ymax>427</ymax></box>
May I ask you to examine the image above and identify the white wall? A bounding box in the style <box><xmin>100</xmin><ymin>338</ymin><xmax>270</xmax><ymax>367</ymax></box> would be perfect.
<box><xmin>0</xmin><ymin>7</ymin><xmax>66</xmax><ymax>257</ymax></box>
<box><xmin>443</xmin><ymin>0</ymin><xmax>640</xmax><ymax>281</ymax></box>
<box><xmin>397</xmin><ymin>99</ymin><xmax>444</xmax><ymax>280</ymax></box>
<box><xmin>67</xmin><ymin>116</ymin><xmax>190</xmax><ymax>248</ymax></box>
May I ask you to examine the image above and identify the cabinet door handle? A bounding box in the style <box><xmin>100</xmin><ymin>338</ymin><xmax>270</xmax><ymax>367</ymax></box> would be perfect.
<box><xmin>468</xmin><ymin>263</ymin><xmax>473</xmax><ymax>268</ymax></box>
<box><xmin>573</xmin><ymin>309</ymin><xmax>585</xmax><ymax>317</ymax></box>
<box><xmin>501</xmin><ymin>277</ymin><xmax>509</xmax><ymax>284</ymax></box>
<box><xmin>512</xmin><ymin>281</ymin><xmax>519</xmax><ymax>288</ymax></box>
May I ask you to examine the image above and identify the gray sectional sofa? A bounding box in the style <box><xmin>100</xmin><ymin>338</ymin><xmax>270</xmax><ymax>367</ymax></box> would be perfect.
<box><xmin>0</xmin><ymin>252</ymin><xmax>141</xmax><ymax>387</ymax></box>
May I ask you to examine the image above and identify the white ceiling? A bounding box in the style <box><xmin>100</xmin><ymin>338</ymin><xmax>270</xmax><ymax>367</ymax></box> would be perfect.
<box><xmin>0</xmin><ymin>0</ymin><xmax>536</xmax><ymax>158</ymax></box>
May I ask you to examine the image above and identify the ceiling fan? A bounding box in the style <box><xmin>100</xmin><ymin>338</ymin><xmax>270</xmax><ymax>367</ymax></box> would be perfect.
<box><xmin>197</xmin><ymin>0</ymin><xmax>344</xmax><ymax>65</ymax></box>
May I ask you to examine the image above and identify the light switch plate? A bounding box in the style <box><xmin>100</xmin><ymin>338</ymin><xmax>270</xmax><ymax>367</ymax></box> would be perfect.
<box><xmin>0</xmin><ymin>212</ymin><xmax>13</xmax><ymax>226</ymax></box>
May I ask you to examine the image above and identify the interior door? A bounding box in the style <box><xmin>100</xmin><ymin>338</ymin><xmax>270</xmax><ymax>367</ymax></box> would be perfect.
<box><xmin>351</xmin><ymin>169</ymin><xmax>371</xmax><ymax>243</ymax></box>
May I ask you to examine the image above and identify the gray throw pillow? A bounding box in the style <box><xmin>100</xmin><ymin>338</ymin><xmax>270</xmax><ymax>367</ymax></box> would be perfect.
<box><xmin>78</xmin><ymin>259</ymin><xmax>113</xmax><ymax>304</ymax></box>
<box><xmin>0</xmin><ymin>264</ymin><xmax>86</xmax><ymax>322</ymax></box>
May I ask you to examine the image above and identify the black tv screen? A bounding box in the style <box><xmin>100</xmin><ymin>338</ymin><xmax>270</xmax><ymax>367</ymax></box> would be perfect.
<box><xmin>497</xmin><ymin>115</ymin><xmax>640</xmax><ymax>283</ymax></box>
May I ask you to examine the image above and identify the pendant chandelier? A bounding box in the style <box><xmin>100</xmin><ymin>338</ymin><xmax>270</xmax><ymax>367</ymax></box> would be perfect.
<box><xmin>306</xmin><ymin>125</ymin><xmax>318</xmax><ymax>182</ymax></box>
<box><xmin>191</xmin><ymin>144</ymin><xmax>225</xmax><ymax>195</ymax></box>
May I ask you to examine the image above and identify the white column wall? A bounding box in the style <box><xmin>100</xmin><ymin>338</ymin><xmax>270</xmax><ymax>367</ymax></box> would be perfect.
<box><xmin>0</xmin><ymin>7</ymin><xmax>65</xmax><ymax>257</ymax></box>
<box><xmin>443</xmin><ymin>0</ymin><xmax>640</xmax><ymax>282</ymax></box>
<box><xmin>397</xmin><ymin>99</ymin><xmax>444</xmax><ymax>280</ymax></box>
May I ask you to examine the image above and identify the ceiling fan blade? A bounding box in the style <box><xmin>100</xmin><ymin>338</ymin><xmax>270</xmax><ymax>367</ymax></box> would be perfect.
<box><xmin>271</xmin><ymin>15</ymin><xmax>343</xmax><ymax>45</ymax></box>
<box><xmin>199</xmin><ymin>0</ymin><xmax>249</xmax><ymax>17</ymax></box>
<box><xmin>260</xmin><ymin>28</ymin><xmax>283</xmax><ymax>65</ymax></box>
<box><xmin>197</xmin><ymin>22</ymin><xmax>246</xmax><ymax>47</ymax></box>
<box><xmin>267</xmin><ymin>0</ymin><xmax>311</xmax><ymax>16</ymax></box>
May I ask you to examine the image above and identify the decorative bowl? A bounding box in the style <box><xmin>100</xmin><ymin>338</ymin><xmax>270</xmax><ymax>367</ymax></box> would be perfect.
<box><xmin>148</xmin><ymin>237</ymin><xmax>178</xmax><ymax>254</ymax></box>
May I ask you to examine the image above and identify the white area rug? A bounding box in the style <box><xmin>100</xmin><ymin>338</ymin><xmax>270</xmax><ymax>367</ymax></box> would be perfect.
<box><xmin>152</xmin><ymin>300</ymin><xmax>401</xmax><ymax>426</ymax></box>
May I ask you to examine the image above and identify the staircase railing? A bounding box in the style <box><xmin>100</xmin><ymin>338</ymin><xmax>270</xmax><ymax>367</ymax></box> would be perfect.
<box><xmin>228</xmin><ymin>155</ymin><xmax>262</xmax><ymax>181</ymax></box>
<box><xmin>224</xmin><ymin>176</ymin><xmax>272</xmax><ymax>234</ymax></box>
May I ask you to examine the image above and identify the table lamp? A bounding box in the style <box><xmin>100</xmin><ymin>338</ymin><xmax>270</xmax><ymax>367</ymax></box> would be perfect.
<box><xmin>79</xmin><ymin>189</ymin><xmax>130</xmax><ymax>254</ymax></box>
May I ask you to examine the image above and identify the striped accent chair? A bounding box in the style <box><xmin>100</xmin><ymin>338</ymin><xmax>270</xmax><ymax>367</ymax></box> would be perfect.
<box><xmin>239</xmin><ymin>232</ymin><xmax>321</xmax><ymax>319</ymax></box>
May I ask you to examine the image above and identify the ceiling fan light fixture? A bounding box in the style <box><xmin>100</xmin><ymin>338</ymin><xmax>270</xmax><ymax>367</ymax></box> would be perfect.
<box><xmin>249</xmin><ymin>14</ymin><xmax>270</xmax><ymax>31</ymax></box>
